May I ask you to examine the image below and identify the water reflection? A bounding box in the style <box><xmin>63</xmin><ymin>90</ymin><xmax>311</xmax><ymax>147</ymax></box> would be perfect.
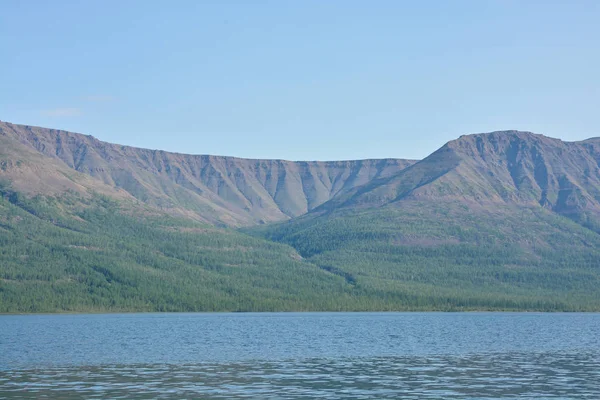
<box><xmin>2</xmin><ymin>352</ymin><xmax>599</xmax><ymax>399</ymax></box>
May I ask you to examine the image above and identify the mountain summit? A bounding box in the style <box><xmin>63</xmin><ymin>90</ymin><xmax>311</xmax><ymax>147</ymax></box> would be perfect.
<box><xmin>312</xmin><ymin>130</ymin><xmax>600</xmax><ymax>231</ymax></box>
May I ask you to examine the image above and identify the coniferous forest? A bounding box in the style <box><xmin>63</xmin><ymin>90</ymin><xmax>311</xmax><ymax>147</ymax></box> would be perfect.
<box><xmin>2</xmin><ymin>188</ymin><xmax>600</xmax><ymax>313</ymax></box>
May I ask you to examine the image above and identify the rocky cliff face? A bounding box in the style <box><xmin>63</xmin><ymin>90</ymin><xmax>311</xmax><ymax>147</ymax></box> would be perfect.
<box><xmin>5</xmin><ymin>120</ymin><xmax>599</xmax><ymax>230</ymax></box>
<box><xmin>0</xmin><ymin>121</ymin><xmax>415</xmax><ymax>226</ymax></box>
<box><xmin>313</xmin><ymin>130</ymin><xmax>600</xmax><ymax>231</ymax></box>
<box><xmin>442</xmin><ymin>131</ymin><xmax>600</xmax><ymax>213</ymax></box>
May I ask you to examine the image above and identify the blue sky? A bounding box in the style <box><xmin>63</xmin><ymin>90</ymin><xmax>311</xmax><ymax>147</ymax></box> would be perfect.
<box><xmin>1</xmin><ymin>1</ymin><xmax>599</xmax><ymax>160</ymax></box>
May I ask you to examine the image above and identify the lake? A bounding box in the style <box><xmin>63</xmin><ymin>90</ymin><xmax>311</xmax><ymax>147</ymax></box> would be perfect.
<box><xmin>1</xmin><ymin>312</ymin><xmax>599</xmax><ymax>399</ymax></box>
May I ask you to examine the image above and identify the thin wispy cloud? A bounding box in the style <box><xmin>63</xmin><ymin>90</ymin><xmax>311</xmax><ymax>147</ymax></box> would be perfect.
<box><xmin>40</xmin><ymin>108</ymin><xmax>82</xmax><ymax>117</ymax></box>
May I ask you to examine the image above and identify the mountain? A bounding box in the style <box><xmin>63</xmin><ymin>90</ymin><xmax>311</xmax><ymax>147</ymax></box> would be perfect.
<box><xmin>315</xmin><ymin>131</ymin><xmax>600</xmax><ymax>226</ymax></box>
<box><xmin>0</xmin><ymin>121</ymin><xmax>415</xmax><ymax>226</ymax></box>
<box><xmin>253</xmin><ymin>131</ymin><xmax>600</xmax><ymax>311</ymax></box>
<box><xmin>2</xmin><ymin>120</ymin><xmax>600</xmax><ymax>312</ymax></box>
<box><xmin>0</xmin><ymin>120</ymin><xmax>414</xmax><ymax>312</ymax></box>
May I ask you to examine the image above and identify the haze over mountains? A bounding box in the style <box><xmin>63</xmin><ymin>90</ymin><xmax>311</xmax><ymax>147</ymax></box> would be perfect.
<box><xmin>1</xmin><ymin>120</ymin><xmax>600</xmax><ymax>312</ymax></box>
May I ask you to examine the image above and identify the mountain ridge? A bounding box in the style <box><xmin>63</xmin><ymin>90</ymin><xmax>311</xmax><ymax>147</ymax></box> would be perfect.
<box><xmin>3</xmin><ymin>120</ymin><xmax>600</xmax><ymax>312</ymax></box>
<box><xmin>4</xmin><ymin>120</ymin><xmax>600</xmax><ymax>230</ymax></box>
<box><xmin>0</xmin><ymin>121</ymin><xmax>416</xmax><ymax>226</ymax></box>
<box><xmin>307</xmin><ymin>129</ymin><xmax>600</xmax><ymax>232</ymax></box>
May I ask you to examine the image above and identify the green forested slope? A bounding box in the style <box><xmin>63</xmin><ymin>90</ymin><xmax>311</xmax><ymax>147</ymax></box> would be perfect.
<box><xmin>0</xmin><ymin>190</ymin><xmax>362</xmax><ymax>313</ymax></box>
<box><xmin>252</xmin><ymin>201</ymin><xmax>600</xmax><ymax>311</ymax></box>
<box><xmin>8</xmin><ymin>186</ymin><xmax>600</xmax><ymax>312</ymax></box>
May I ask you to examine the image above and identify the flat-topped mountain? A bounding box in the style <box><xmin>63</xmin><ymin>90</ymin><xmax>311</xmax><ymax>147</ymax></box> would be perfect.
<box><xmin>6</xmin><ymin>121</ymin><xmax>598</xmax><ymax>230</ymax></box>
<box><xmin>0</xmin><ymin>121</ymin><xmax>415</xmax><ymax>226</ymax></box>
<box><xmin>2</xmin><ymin>120</ymin><xmax>600</xmax><ymax>313</ymax></box>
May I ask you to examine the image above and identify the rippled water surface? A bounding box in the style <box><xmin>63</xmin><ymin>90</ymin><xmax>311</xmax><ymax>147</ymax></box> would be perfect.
<box><xmin>1</xmin><ymin>313</ymin><xmax>599</xmax><ymax>399</ymax></box>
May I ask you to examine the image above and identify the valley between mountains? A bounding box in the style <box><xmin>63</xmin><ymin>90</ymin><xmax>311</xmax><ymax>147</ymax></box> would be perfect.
<box><xmin>1</xmin><ymin>120</ymin><xmax>600</xmax><ymax>312</ymax></box>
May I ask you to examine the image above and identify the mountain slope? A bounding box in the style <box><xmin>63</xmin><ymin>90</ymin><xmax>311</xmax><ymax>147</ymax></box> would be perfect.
<box><xmin>0</xmin><ymin>190</ymin><xmax>368</xmax><ymax>313</ymax></box>
<box><xmin>254</xmin><ymin>200</ymin><xmax>600</xmax><ymax>311</ymax></box>
<box><xmin>252</xmin><ymin>131</ymin><xmax>600</xmax><ymax>311</ymax></box>
<box><xmin>314</xmin><ymin>131</ymin><xmax>600</xmax><ymax>229</ymax></box>
<box><xmin>0</xmin><ymin>121</ymin><xmax>415</xmax><ymax>226</ymax></box>
<box><xmin>3</xmin><ymin>122</ymin><xmax>600</xmax><ymax>312</ymax></box>
<box><xmin>0</xmin><ymin>127</ymin><xmax>132</xmax><ymax>201</ymax></box>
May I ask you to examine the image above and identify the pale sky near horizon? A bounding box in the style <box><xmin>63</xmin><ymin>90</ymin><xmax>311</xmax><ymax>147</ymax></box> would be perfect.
<box><xmin>1</xmin><ymin>0</ymin><xmax>599</xmax><ymax>161</ymax></box>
